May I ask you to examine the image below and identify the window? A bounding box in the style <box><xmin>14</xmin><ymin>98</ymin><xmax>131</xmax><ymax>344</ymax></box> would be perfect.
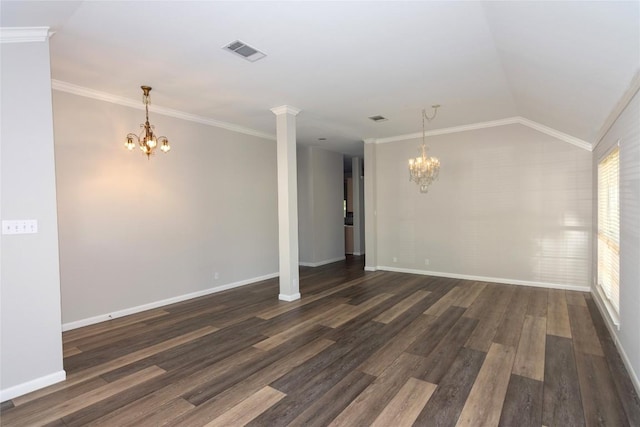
<box><xmin>597</xmin><ymin>145</ymin><xmax>620</xmax><ymax>316</ymax></box>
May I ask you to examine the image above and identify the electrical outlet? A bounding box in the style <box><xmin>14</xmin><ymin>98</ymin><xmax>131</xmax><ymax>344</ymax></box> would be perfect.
<box><xmin>392</xmin><ymin>257</ymin><xmax>398</xmax><ymax>263</ymax></box>
<box><xmin>214</xmin><ymin>272</ymin><xmax>219</xmax><ymax>280</ymax></box>
<box><xmin>425</xmin><ymin>258</ymin><xmax>430</xmax><ymax>266</ymax></box>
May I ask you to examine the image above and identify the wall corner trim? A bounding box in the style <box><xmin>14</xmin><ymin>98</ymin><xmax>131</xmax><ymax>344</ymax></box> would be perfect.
<box><xmin>51</xmin><ymin>80</ymin><xmax>276</xmax><ymax>141</ymax></box>
<box><xmin>0</xmin><ymin>370</ymin><xmax>66</xmax><ymax>401</ymax></box>
<box><xmin>0</xmin><ymin>27</ymin><xmax>52</xmax><ymax>43</ymax></box>
<box><xmin>594</xmin><ymin>69</ymin><xmax>640</xmax><ymax>149</ymax></box>
<box><xmin>372</xmin><ymin>116</ymin><xmax>592</xmax><ymax>151</ymax></box>
<box><xmin>61</xmin><ymin>272</ymin><xmax>279</xmax><ymax>331</ymax></box>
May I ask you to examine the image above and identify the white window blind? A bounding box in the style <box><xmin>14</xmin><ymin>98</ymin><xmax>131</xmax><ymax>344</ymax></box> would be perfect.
<box><xmin>597</xmin><ymin>146</ymin><xmax>620</xmax><ymax>315</ymax></box>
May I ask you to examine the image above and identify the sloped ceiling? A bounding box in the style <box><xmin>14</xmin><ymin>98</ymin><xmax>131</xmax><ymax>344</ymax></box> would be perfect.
<box><xmin>1</xmin><ymin>1</ymin><xmax>638</xmax><ymax>156</ymax></box>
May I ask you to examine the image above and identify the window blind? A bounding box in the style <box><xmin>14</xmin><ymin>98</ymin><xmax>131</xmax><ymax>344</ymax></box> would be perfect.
<box><xmin>597</xmin><ymin>146</ymin><xmax>620</xmax><ymax>314</ymax></box>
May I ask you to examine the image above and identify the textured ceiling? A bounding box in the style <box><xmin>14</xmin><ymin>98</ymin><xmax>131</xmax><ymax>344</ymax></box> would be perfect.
<box><xmin>2</xmin><ymin>1</ymin><xmax>638</xmax><ymax>157</ymax></box>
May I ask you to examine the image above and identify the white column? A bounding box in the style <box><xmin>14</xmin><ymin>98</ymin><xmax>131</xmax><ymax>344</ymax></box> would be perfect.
<box><xmin>271</xmin><ymin>105</ymin><xmax>301</xmax><ymax>301</ymax></box>
<box><xmin>0</xmin><ymin>27</ymin><xmax>65</xmax><ymax>400</ymax></box>
<box><xmin>364</xmin><ymin>139</ymin><xmax>377</xmax><ymax>271</ymax></box>
<box><xmin>352</xmin><ymin>157</ymin><xmax>365</xmax><ymax>255</ymax></box>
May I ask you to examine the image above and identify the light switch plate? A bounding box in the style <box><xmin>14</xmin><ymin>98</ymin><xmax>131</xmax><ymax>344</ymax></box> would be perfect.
<box><xmin>2</xmin><ymin>220</ymin><xmax>38</xmax><ymax>235</ymax></box>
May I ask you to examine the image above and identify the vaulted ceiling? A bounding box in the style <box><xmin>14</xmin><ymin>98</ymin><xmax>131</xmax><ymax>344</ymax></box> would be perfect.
<box><xmin>2</xmin><ymin>1</ymin><xmax>638</xmax><ymax>156</ymax></box>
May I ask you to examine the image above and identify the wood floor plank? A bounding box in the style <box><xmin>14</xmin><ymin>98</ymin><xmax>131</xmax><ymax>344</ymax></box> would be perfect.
<box><xmin>168</xmin><ymin>338</ymin><xmax>335</xmax><ymax>426</ymax></box>
<box><xmin>203</xmin><ymin>386</ymin><xmax>286</xmax><ymax>427</ymax></box>
<box><xmin>542</xmin><ymin>335</ymin><xmax>585</xmax><ymax>427</ymax></box>
<box><xmin>374</xmin><ymin>289</ymin><xmax>430</xmax><ymax>323</ymax></box>
<box><xmin>493</xmin><ymin>287</ymin><xmax>530</xmax><ymax>348</ymax></box>
<box><xmin>498</xmin><ymin>374</ymin><xmax>543</xmax><ymax>427</ymax></box>
<box><xmin>453</xmin><ymin>281</ymin><xmax>488</xmax><ymax>308</ymax></box>
<box><xmin>358</xmin><ymin>314</ymin><xmax>435</xmax><ymax>376</ymax></box>
<box><xmin>63</xmin><ymin>346</ymin><xmax>82</xmax><ymax>357</ymax></box>
<box><xmin>3</xmin><ymin>259</ymin><xmax>637</xmax><ymax>427</ymax></box>
<box><xmin>585</xmin><ymin>298</ymin><xmax>640</xmax><ymax>425</ymax></box>
<box><xmin>419</xmin><ymin>316</ymin><xmax>479</xmax><ymax>384</ymax></box>
<box><xmin>320</xmin><ymin>293</ymin><xmax>394</xmax><ymax>328</ymax></box>
<box><xmin>328</xmin><ymin>352</ymin><xmax>428</xmax><ymax>427</ymax></box>
<box><xmin>370</xmin><ymin>377</ymin><xmax>437</xmax><ymax>427</ymax></box>
<box><xmin>287</xmin><ymin>370</ymin><xmax>376</xmax><ymax>427</ymax></box>
<box><xmin>527</xmin><ymin>288</ymin><xmax>548</xmax><ymax>317</ymax></box>
<box><xmin>413</xmin><ymin>347</ymin><xmax>486</xmax><ymax>427</ymax></box>
<box><xmin>85</xmin><ymin>346</ymin><xmax>265</xmax><ymax>426</ymax></box>
<box><xmin>127</xmin><ymin>398</ymin><xmax>194</xmax><ymax>427</ymax></box>
<box><xmin>2</xmin><ymin>366</ymin><xmax>165</xmax><ymax>427</ymax></box>
<box><xmin>423</xmin><ymin>285</ymin><xmax>464</xmax><ymax>316</ymax></box>
<box><xmin>11</xmin><ymin>326</ymin><xmax>216</xmax><ymax>407</ymax></box>
<box><xmin>256</xmin><ymin>273</ymin><xmax>381</xmax><ymax>319</ymax></box>
<box><xmin>565</xmin><ymin>290</ymin><xmax>587</xmax><ymax>307</ymax></box>
<box><xmin>547</xmin><ymin>289</ymin><xmax>572</xmax><ymax>338</ymax></box>
<box><xmin>567</xmin><ymin>303</ymin><xmax>604</xmax><ymax>356</ymax></box>
<box><xmin>406</xmin><ymin>306</ymin><xmax>466</xmax><ymax>356</ymax></box>
<box><xmin>62</xmin><ymin>309</ymin><xmax>170</xmax><ymax>343</ymax></box>
<box><xmin>574</xmin><ymin>350</ymin><xmax>628</xmax><ymax>427</ymax></box>
<box><xmin>512</xmin><ymin>315</ymin><xmax>546</xmax><ymax>381</ymax></box>
<box><xmin>455</xmin><ymin>342</ymin><xmax>516</xmax><ymax>427</ymax></box>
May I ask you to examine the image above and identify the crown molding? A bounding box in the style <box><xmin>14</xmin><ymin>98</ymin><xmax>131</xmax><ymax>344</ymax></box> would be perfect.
<box><xmin>516</xmin><ymin>117</ymin><xmax>592</xmax><ymax>151</ymax></box>
<box><xmin>0</xmin><ymin>27</ymin><xmax>53</xmax><ymax>43</ymax></box>
<box><xmin>594</xmin><ymin>69</ymin><xmax>640</xmax><ymax>149</ymax></box>
<box><xmin>372</xmin><ymin>116</ymin><xmax>592</xmax><ymax>151</ymax></box>
<box><xmin>51</xmin><ymin>80</ymin><xmax>276</xmax><ymax>141</ymax></box>
<box><xmin>270</xmin><ymin>105</ymin><xmax>301</xmax><ymax>116</ymax></box>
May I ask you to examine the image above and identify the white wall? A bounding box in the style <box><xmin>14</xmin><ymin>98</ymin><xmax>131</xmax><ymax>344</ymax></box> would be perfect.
<box><xmin>1</xmin><ymin>39</ymin><xmax>65</xmax><ymax>400</ymax></box>
<box><xmin>297</xmin><ymin>146</ymin><xmax>345</xmax><ymax>266</ymax></box>
<box><xmin>370</xmin><ymin>124</ymin><xmax>593</xmax><ymax>290</ymax></box>
<box><xmin>52</xmin><ymin>90</ymin><xmax>279</xmax><ymax>327</ymax></box>
<box><xmin>592</xmin><ymin>89</ymin><xmax>640</xmax><ymax>389</ymax></box>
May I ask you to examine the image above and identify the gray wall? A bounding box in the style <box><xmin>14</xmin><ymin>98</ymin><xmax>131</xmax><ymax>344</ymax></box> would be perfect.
<box><xmin>370</xmin><ymin>124</ymin><xmax>593</xmax><ymax>289</ymax></box>
<box><xmin>53</xmin><ymin>90</ymin><xmax>279</xmax><ymax>326</ymax></box>
<box><xmin>1</xmin><ymin>41</ymin><xmax>65</xmax><ymax>399</ymax></box>
<box><xmin>297</xmin><ymin>146</ymin><xmax>345</xmax><ymax>266</ymax></box>
<box><xmin>592</xmin><ymin>89</ymin><xmax>640</xmax><ymax>387</ymax></box>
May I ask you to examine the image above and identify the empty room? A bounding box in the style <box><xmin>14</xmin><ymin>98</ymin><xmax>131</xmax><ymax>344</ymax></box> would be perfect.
<box><xmin>1</xmin><ymin>1</ymin><xmax>639</xmax><ymax>426</ymax></box>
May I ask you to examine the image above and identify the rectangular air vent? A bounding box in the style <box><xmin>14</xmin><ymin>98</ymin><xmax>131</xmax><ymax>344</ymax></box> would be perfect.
<box><xmin>223</xmin><ymin>40</ymin><xmax>266</xmax><ymax>62</ymax></box>
<box><xmin>368</xmin><ymin>115</ymin><xmax>388</xmax><ymax>122</ymax></box>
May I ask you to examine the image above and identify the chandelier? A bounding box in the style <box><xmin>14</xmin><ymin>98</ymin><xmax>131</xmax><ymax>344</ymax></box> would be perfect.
<box><xmin>408</xmin><ymin>105</ymin><xmax>441</xmax><ymax>193</ymax></box>
<box><xmin>125</xmin><ymin>86</ymin><xmax>170</xmax><ymax>158</ymax></box>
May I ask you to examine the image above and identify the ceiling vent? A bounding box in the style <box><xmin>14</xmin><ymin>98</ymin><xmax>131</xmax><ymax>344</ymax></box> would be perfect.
<box><xmin>223</xmin><ymin>40</ymin><xmax>266</xmax><ymax>62</ymax></box>
<box><xmin>368</xmin><ymin>115</ymin><xmax>388</xmax><ymax>122</ymax></box>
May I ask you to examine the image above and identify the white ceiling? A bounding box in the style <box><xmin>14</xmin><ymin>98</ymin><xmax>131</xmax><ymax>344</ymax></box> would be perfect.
<box><xmin>2</xmin><ymin>1</ymin><xmax>638</xmax><ymax>157</ymax></box>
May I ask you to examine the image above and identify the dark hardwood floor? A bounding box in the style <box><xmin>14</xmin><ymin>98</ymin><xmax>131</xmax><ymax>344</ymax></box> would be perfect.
<box><xmin>1</xmin><ymin>256</ymin><xmax>639</xmax><ymax>426</ymax></box>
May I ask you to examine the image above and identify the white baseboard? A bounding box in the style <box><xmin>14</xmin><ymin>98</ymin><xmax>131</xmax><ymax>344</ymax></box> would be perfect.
<box><xmin>299</xmin><ymin>256</ymin><xmax>346</xmax><ymax>267</ymax></box>
<box><xmin>375</xmin><ymin>266</ymin><xmax>590</xmax><ymax>292</ymax></box>
<box><xmin>278</xmin><ymin>293</ymin><xmax>301</xmax><ymax>301</ymax></box>
<box><xmin>62</xmin><ymin>272</ymin><xmax>279</xmax><ymax>331</ymax></box>
<box><xmin>591</xmin><ymin>287</ymin><xmax>640</xmax><ymax>395</ymax></box>
<box><xmin>352</xmin><ymin>252</ymin><xmax>363</xmax><ymax>256</ymax></box>
<box><xmin>1</xmin><ymin>370</ymin><xmax>66</xmax><ymax>402</ymax></box>
<box><xmin>364</xmin><ymin>266</ymin><xmax>377</xmax><ymax>272</ymax></box>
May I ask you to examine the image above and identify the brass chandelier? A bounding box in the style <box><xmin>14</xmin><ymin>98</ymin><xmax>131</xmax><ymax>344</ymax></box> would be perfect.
<box><xmin>125</xmin><ymin>86</ymin><xmax>170</xmax><ymax>158</ymax></box>
<box><xmin>408</xmin><ymin>105</ymin><xmax>441</xmax><ymax>193</ymax></box>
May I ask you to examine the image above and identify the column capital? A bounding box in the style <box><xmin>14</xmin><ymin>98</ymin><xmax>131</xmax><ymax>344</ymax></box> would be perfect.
<box><xmin>271</xmin><ymin>105</ymin><xmax>301</xmax><ymax>116</ymax></box>
<box><xmin>0</xmin><ymin>27</ymin><xmax>53</xmax><ymax>43</ymax></box>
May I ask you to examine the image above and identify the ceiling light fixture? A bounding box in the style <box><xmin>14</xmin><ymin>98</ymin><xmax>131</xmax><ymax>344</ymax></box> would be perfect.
<box><xmin>125</xmin><ymin>86</ymin><xmax>170</xmax><ymax>158</ymax></box>
<box><xmin>408</xmin><ymin>105</ymin><xmax>441</xmax><ymax>193</ymax></box>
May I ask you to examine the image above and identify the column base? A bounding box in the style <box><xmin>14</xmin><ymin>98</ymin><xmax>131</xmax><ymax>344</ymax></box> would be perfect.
<box><xmin>278</xmin><ymin>293</ymin><xmax>301</xmax><ymax>302</ymax></box>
